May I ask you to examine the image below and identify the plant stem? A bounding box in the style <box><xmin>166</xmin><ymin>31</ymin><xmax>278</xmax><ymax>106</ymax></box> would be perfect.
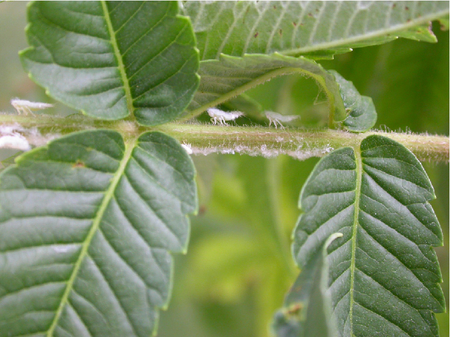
<box><xmin>1</xmin><ymin>113</ymin><xmax>448</xmax><ymax>163</ymax></box>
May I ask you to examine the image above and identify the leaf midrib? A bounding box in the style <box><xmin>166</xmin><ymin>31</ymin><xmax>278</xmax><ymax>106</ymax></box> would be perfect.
<box><xmin>101</xmin><ymin>0</ymin><xmax>134</xmax><ymax>118</ymax></box>
<box><xmin>348</xmin><ymin>145</ymin><xmax>363</xmax><ymax>334</ymax></box>
<box><xmin>46</xmin><ymin>139</ymin><xmax>136</xmax><ymax>336</ymax></box>
<box><xmin>283</xmin><ymin>9</ymin><xmax>449</xmax><ymax>56</ymax></box>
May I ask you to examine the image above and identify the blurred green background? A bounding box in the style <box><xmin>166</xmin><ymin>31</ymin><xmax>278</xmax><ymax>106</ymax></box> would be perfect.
<box><xmin>0</xmin><ymin>3</ymin><xmax>448</xmax><ymax>337</ymax></box>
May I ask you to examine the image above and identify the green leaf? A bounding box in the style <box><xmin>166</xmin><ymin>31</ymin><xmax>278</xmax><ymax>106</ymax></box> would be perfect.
<box><xmin>292</xmin><ymin>135</ymin><xmax>445</xmax><ymax>336</ymax></box>
<box><xmin>0</xmin><ymin>130</ymin><xmax>197</xmax><ymax>336</ymax></box>
<box><xmin>20</xmin><ymin>1</ymin><xmax>199</xmax><ymax>126</ymax></box>
<box><xmin>182</xmin><ymin>1</ymin><xmax>448</xmax><ymax>60</ymax></box>
<box><xmin>182</xmin><ymin>53</ymin><xmax>346</xmax><ymax>124</ymax></box>
<box><xmin>396</xmin><ymin>23</ymin><xmax>440</xmax><ymax>43</ymax></box>
<box><xmin>329</xmin><ymin>70</ymin><xmax>377</xmax><ymax>132</ymax></box>
<box><xmin>438</xmin><ymin>15</ymin><xmax>449</xmax><ymax>30</ymax></box>
<box><xmin>273</xmin><ymin>233</ymin><xmax>341</xmax><ymax>337</ymax></box>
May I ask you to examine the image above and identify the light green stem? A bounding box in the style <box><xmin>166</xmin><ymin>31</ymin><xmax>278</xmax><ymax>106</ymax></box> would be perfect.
<box><xmin>0</xmin><ymin>113</ymin><xmax>448</xmax><ymax>163</ymax></box>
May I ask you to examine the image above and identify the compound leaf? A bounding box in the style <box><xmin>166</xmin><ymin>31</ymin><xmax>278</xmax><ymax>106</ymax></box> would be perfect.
<box><xmin>182</xmin><ymin>1</ymin><xmax>448</xmax><ymax>60</ymax></box>
<box><xmin>292</xmin><ymin>135</ymin><xmax>444</xmax><ymax>337</ymax></box>
<box><xmin>20</xmin><ymin>1</ymin><xmax>199</xmax><ymax>126</ymax></box>
<box><xmin>0</xmin><ymin>130</ymin><xmax>197</xmax><ymax>336</ymax></box>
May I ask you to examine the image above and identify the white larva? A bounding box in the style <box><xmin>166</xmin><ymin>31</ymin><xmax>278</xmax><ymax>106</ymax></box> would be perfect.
<box><xmin>265</xmin><ymin>111</ymin><xmax>299</xmax><ymax>129</ymax></box>
<box><xmin>207</xmin><ymin>108</ymin><xmax>243</xmax><ymax>125</ymax></box>
<box><xmin>0</xmin><ymin>134</ymin><xmax>31</xmax><ymax>151</ymax></box>
<box><xmin>11</xmin><ymin>98</ymin><xmax>54</xmax><ymax>116</ymax></box>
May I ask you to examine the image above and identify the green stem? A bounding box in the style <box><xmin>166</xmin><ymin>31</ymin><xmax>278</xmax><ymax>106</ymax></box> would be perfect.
<box><xmin>1</xmin><ymin>113</ymin><xmax>448</xmax><ymax>163</ymax></box>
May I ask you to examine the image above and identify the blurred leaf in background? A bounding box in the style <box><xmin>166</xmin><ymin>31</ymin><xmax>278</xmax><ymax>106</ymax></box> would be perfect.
<box><xmin>159</xmin><ymin>154</ymin><xmax>319</xmax><ymax>337</ymax></box>
<box><xmin>0</xmin><ymin>2</ymin><xmax>30</xmax><ymax>112</ymax></box>
<box><xmin>0</xmin><ymin>2</ymin><xmax>29</xmax><ymax>168</ymax></box>
<box><xmin>0</xmin><ymin>2</ymin><xmax>77</xmax><ymax>115</ymax></box>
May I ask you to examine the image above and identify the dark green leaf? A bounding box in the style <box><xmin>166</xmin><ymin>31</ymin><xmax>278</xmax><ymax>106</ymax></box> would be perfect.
<box><xmin>329</xmin><ymin>70</ymin><xmax>377</xmax><ymax>132</ymax></box>
<box><xmin>182</xmin><ymin>1</ymin><xmax>448</xmax><ymax>60</ymax></box>
<box><xmin>20</xmin><ymin>1</ymin><xmax>199</xmax><ymax>125</ymax></box>
<box><xmin>0</xmin><ymin>130</ymin><xmax>197</xmax><ymax>336</ymax></box>
<box><xmin>273</xmin><ymin>233</ymin><xmax>341</xmax><ymax>337</ymax></box>
<box><xmin>292</xmin><ymin>135</ymin><xmax>445</xmax><ymax>336</ymax></box>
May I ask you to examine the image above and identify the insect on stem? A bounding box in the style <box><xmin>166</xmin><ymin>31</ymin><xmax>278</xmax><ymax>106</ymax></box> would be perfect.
<box><xmin>207</xmin><ymin>108</ymin><xmax>244</xmax><ymax>125</ymax></box>
<box><xmin>265</xmin><ymin>111</ymin><xmax>299</xmax><ymax>129</ymax></box>
<box><xmin>11</xmin><ymin>98</ymin><xmax>54</xmax><ymax>116</ymax></box>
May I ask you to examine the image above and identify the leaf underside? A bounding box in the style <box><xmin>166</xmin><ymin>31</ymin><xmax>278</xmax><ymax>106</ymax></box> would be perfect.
<box><xmin>184</xmin><ymin>53</ymin><xmax>346</xmax><ymax>122</ymax></box>
<box><xmin>20</xmin><ymin>1</ymin><xmax>199</xmax><ymax>125</ymax></box>
<box><xmin>0</xmin><ymin>130</ymin><xmax>197</xmax><ymax>337</ymax></box>
<box><xmin>273</xmin><ymin>234</ymin><xmax>340</xmax><ymax>337</ymax></box>
<box><xmin>183</xmin><ymin>1</ymin><xmax>448</xmax><ymax>60</ymax></box>
<box><xmin>292</xmin><ymin>135</ymin><xmax>444</xmax><ymax>337</ymax></box>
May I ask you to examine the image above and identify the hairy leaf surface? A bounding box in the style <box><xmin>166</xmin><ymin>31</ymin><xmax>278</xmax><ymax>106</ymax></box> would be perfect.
<box><xmin>292</xmin><ymin>135</ymin><xmax>444</xmax><ymax>337</ymax></box>
<box><xmin>21</xmin><ymin>1</ymin><xmax>199</xmax><ymax>125</ymax></box>
<box><xmin>273</xmin><ymin>233</ymin><xmax>340</xmax><ymax>337</ymax></box>
<box><xmin>182</xmin><ymin>1</ymin><xmax>448</xmax><ymax>60</ymax></box>
<box><xmin>183</xmin><ymin>53</ymin><xmax>346</xmax><ymax>124</ymax></box>
<box><xmin>0</xmin><ymin>130</ymin><xmax>197</xmax><ymax>336</ymax></box>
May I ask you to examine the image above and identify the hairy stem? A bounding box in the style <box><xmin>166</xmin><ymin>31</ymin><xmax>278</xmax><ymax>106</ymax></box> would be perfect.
<box><xmin>1</xmin><ymin>113</ymin><xmax>448</xmax><ymax>163</ymax></box>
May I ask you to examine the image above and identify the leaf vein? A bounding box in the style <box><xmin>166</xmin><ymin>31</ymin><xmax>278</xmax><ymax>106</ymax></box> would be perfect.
<box><xmin>66</xmin><ymin>297</ymin><xmax>94</xmax><ymax>337</ymax></box>
<box><xmin>127</xmin><ymin>23</ymin><xmax>188</xmax><ymax>82</ymax></box>
<box><xmin>357</xmin><ymin>225</ymin><xmax>439</xmax><ymax>304</ymax></box>
<box><xmin>98</xmin><ymin>227</ymin><xmax>165</xmax><ymax>295</ymax></box>
<box><xmin>119</xmin><ymin>175</ymin><xmax>183</xmax><ymax>249</ymax></box>
<box><xmin>121</xmin><ymin>3</ymin><xmax>169</xmax><ymax>57</ymax></box>
<box><xmin>0</xmin><ymin>281</ymin><xmax>66</xmax><ymax>303</ymax></box>
<box><xmin>114</xmin><ymin>2</ymin><xmax>145</xmax><ymax>35</ymax></box>
<box><xmin>88</xmin><ymin>255</ymin><xmax>140</xmax><ymax>336</ymax></box>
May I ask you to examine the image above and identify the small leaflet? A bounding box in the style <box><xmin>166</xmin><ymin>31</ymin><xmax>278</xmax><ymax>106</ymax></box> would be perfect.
<box><xmin>329</xmin><ymin>70</ymin><xmax>377</xmax><ymax>132</ymax></box>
